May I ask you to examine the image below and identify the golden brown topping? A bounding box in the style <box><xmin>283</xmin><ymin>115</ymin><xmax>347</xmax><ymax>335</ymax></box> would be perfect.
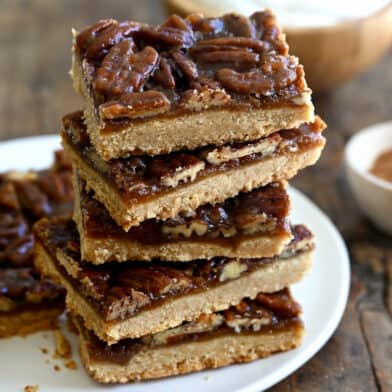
<box><xmin>74</xmin><ymin>10</ymin><xmax>306</xmax><ymax>119</ymax></box>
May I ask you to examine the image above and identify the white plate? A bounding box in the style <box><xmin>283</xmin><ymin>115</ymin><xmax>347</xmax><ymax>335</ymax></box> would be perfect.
<box><xmin>0</xmin><ymin>135</ymin><xmax>350</xmax><ymax>392</ymax></box>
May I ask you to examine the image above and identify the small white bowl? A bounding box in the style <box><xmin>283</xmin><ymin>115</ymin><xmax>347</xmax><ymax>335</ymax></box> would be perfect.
<box><xmin>345</xmin><ymin>122</ymin><xmax>392</xmax><ymax>235</ymax></box>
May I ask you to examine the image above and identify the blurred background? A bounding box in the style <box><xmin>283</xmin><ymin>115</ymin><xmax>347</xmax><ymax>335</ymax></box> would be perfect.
<box><xmin>0</xmin><ymin>1</ymin><xmax>391</xmax><ymax>390</ymax></box>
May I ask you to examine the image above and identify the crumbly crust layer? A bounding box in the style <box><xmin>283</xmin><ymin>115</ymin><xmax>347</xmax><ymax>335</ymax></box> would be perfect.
<box><xmin>78</xmin><ymin>319</ymin><xmax>304</xmax><ymax>383</ymax></box>
<box><xmin>72</xmin><ymin>10</ymin><xmax>314</xmax><ymax>159</ymax></box>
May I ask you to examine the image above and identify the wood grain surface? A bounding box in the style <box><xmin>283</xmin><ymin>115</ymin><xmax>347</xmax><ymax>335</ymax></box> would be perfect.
<box><xmin>0</xmin><ymin>1</ymin><xmax>391</xmax><ymax>390</ymax></box>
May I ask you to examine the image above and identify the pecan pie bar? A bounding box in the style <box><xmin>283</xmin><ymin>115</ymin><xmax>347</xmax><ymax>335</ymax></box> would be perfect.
<box><xmin>71</xmin><ymin>10</ymin><xmax>314</xmax><ymax>160</ymax></box>
<box><xmin>0</xmin><ymin>154</ymin><xmax>72</xmax><ymax>337</ymax></box>
<box><xmin>63</xmin><ymin>111</ymin><xmax>325</xmax><ymax>230</ymax></box>
<box><xmin>73</xmin><ymin>289</ymin><xmax>303</xmax><ymax>382</ymax></box>
<box><xmin>74</xmin><ymin>173</ymin><xmax>292</xmax><ymax>263</ymax></box>
<box><xmin>34</xmin><ymin>219</ymin><xmax>313</xmax><ymax>344</ymax></box>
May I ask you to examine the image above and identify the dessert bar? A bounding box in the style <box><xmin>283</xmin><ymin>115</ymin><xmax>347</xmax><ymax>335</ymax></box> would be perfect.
<box><xmin>74</xmin><ymin>174</ymin><xmax>292</xmax><ymax>263</ymax></box>
<box><xmin>0</xmin><ymin>152</ymin><xmax>72</xmax><ymax>337</ymax></box>
<box><xmin>72</xmin><ymin>10</ymin><xmax>314</xmax><ymax>159</ymax></box>
<box><xmin>63</xmin><ymin>111</ymin><xmax>325</xmax><ymax>230</ymax></box>
<box><xmin>73</xmin><ymin>289</ymin><xmax>303</xmax><ymax>382</ymax></box>
<box><xmin>34</xmin><ymin>219</ymin><xmax>313</xmax><ymax>343</ymax></box>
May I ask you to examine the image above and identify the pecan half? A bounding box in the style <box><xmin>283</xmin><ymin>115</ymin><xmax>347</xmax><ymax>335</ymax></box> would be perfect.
<box><xmin>186</xmin><ymin>14</ymin><xmax>224</xmax><ymax>36</ymax></box>
<box><xmin>160</xmin><ymin>14</ymin><xmax>192</xmax><ymax>33</ymax></box>
<box><xmin>13</xmin><ymin>181</ymin><xmax>51</xmax><ymax>218</ymax></box>
<box><xmin>99</xmin><ymin>90</ymin><xmax>170</xmax><ymax>120</ymax></box>
<box><xmin>171</xmin><ymin>50</ymin><xmax>198</xmax><ymax>80</ymax></box>
<box><xmin>95</xmin><ymin>44</ymin><xmax>159</xmax><ymax>98</ymax></box>
<box><xmin>194</xmin><ymin>50</ymin><xmax>259</xmax><ymax>71</ymax></box>
<box><xmin>250</xmin><ymin>11</ymin><xmax>288</xmax><ymax>55</ymax></box>
<box><xmin>76</xmin><ymin>20</ymin><xmax>141</xmax><ymax>61</ymax></box>
<box><xmin>153</xmin><ymin>57</ymin><xmax>176</xmax><ymax>89</ymax></box>
<box><xmin>222</xmin><ymin>13</ymin><xmax>255</xmax><ymax>38</ymax></box>
<box><xmin>190</xmin><ymin>37</ymin><xmax>268</xmax><ymax>55</ymax></box>
<box><xmin>133</xmin><ymin>25</ymin><xmax>194</xmax><ymax>49</ymax></box>
<box><xmin>216</xmin><ymin>56</ymin><xmax>298</xmax><ymax>95</ymax></box>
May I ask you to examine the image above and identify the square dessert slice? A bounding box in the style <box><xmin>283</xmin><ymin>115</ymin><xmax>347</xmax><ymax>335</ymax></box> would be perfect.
<box><xmin>71</xmin><ymin>10</ymin><xmax>314</xmax><ymax>159</ymax></box>
<box><xmin>73</xmin><ymin>173</ymin><xmax>292</xmax><ymax>263</ymax></box>
<box><xmin>34</xmin><ymin>219</ymin><xmax>313</xmax><ymax>344</ymax></box>
<box><xmin>0</xmin><ymin>159</ymin><xmax>72</xmax><ymax>337</ymax></box>
<box><xmin>73</xmin><ymin>289</ymin><xmax>303</xmax><ymax>383</ymax></box>
<box><xmin>62</xmin><ymin>111</ymin><xmax>325</xmax><ymax>230</ymax></box>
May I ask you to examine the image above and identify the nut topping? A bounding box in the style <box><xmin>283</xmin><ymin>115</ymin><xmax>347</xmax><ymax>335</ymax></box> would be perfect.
<box><xmin>99</xmin><ymin>90</ymin><xmax>170</xmax><ymax>120</ymax></box>
<box><xmin>74</xmin><ymin>10</ymin><xmax>309</xmax><ymax>120</ymax></box>
<box><xmin>95</xmin><ymin>44</ymin><xmax>159</xmax><ymax>98</ymax></box>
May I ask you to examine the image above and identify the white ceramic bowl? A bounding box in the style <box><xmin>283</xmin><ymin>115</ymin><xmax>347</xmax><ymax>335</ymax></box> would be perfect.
<box><xmin>345</xmin><ymin>122</ymin><xmax>392</xmax><ymax>235</ymax></box>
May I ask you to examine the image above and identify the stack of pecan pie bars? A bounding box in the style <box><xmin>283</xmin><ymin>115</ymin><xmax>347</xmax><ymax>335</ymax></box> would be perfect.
<box><xmin>34</xmin><ymin>10</ymin><xmax>326</xmax><ymax>383</ymax></box>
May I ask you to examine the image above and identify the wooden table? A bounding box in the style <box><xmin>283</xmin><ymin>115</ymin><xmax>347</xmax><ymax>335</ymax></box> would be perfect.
<box><xmin>0</xmin><ymin>1</ymin><xmax>391</xmax><ymax>390</ymax></box>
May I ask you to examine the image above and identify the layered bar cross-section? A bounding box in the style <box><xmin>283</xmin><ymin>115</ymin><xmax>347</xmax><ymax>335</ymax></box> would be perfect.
<box><xmin>72</xmin><ymin>10</ymin><xmax>315</xmax><ymax>159</ymax></box>
<box><xmin>34</xmin><ymin>219</ymin><xmax>313</xmax><ymax>343</ymax></box>
<box><xmin>73</xmin><ymin>289</ymin><xmax>303</xmax><ymax>382</ymax></box>
<box><xmin>62</xmin><ymin>111</ymin><xmax>325</xmax><ymax>230</ymax></box>
<box><xmin>73</xmin><ymin>173</ymin><xmax>292</xmax><ymax>263</ymax></box>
